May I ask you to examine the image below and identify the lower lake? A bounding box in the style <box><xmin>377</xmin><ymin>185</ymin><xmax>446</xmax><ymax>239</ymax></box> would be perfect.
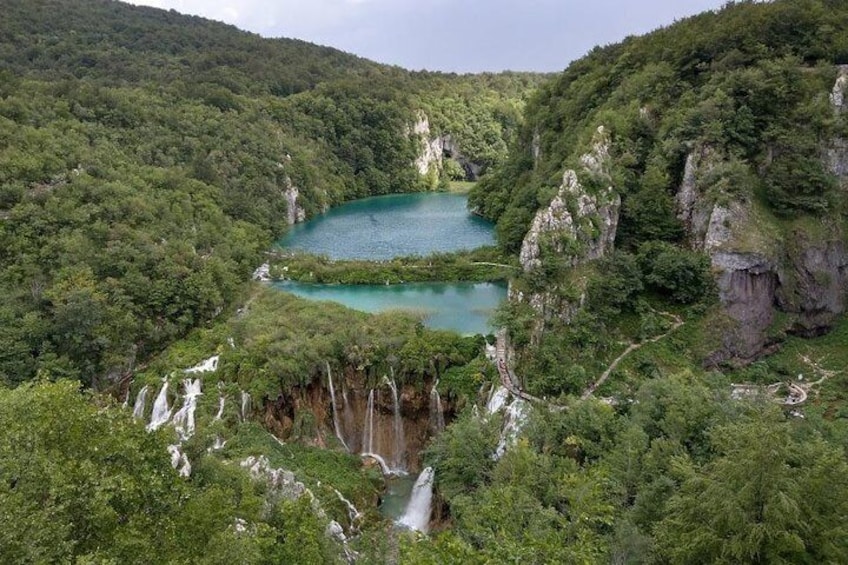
<box><xmin>272</xmin><ymin>281</ymin><xmax>506</xmax><ymax>336</ymax></box>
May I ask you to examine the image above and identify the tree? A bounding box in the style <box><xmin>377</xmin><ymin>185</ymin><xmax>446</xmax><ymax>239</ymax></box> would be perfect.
<box><xmin>655</xmin><ymin>408</ymin><xmax>848</xmax><ymax>564</ymax></box>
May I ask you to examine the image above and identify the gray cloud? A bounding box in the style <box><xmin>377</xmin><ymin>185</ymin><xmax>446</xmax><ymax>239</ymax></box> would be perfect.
<box><xmin>127</xmin><ymin>0</ymin><xmax>727</xmax><ymax>72</ymax></box>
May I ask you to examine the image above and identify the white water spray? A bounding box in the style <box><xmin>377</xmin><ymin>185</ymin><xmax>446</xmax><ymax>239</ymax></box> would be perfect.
<box><xmin>362</xmin><ymin>389</ymin><xmax>375</xmax><ymax>454</ymax></box>
<box><xmin>184</xmin><ymin>355</ymin><xmax>219</xmax><ymax>374</ymax></box>
<box><xmin>327</xmin><ymin>362</ymin><xmax>349</xmax><ymax>451</ymax></box>
<box><xmin>240</xmin><ymin>391</ymin><xmax>251</xmax><ymax>422</ymax></box>
<box><xmin>386</xmin><ymin>373</ymin><xmax>406</xmax><ymax>470</ymax></box>
<box><xmin>171</xmin><ymin>379</ymin><xmax>203</xmax><ymax>440</ymax></box>
<box><xmin>214</xmin><ymin>395</ymin><xmax>225</xmax><ymax>421</ymax></box>
<box><xmin>430</xmin><ymin>380</ymin><xmax>445</xmax><ymax>434</ymax></box>
<box><xmin>132</xmin><ymin>385</ymin><xmax>149</xmax><ymax>420</ymax></box>
<box><xmin>147</xmin><ymin>379</ymin><xmax>172</xmax><ymax>431</ymax></box>
<box><xmin>486</xmin><ymin>385</ymin><xmax>510</xmax><ymax>414</ymax></box>
<box><xmin>495</xmin><ymin>399</ymin><xmax>529</xmax><ymax>460</ymax></box>
<box><xmin>398</xmin><ymin>467</ymin><xmax>435</xmax><ymax>533</ymax></box>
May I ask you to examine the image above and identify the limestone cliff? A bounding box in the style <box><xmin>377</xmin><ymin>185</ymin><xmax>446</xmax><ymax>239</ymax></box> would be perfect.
<box><xmin>283</xmin><ymin>176</ymin><xmax>306</xmax><ymax>225</ymax></box>
<box><xmin>674</xmin><ymin>69</ymin><xmax>848</xmax><ymax>365</ymax></box>
<box><xmin>514</xmin><ymin>126</ymin><xmax>620</xmax><ymax>328</ymax></box>
<box><xmin>262</xmin><ymin>370</ymin><xmax>454</xmax><ymax>473</ymax></box>
<box><xmin>412</xmin><ymin>112</ymin><xmax>483</xmax><ymax>183</ymax></box>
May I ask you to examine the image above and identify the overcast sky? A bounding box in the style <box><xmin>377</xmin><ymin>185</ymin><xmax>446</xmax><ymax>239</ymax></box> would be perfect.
<box><xmin>126</xmin><ymin>0</ymin><xmax>728</xmax><ymax>73</ymax></box>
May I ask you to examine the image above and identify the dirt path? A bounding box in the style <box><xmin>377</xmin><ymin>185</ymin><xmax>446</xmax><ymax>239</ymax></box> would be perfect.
<box><xmin>580</xmin><ymin>312</ymin><xmax>684</xmax><ymax>400</ymax></box>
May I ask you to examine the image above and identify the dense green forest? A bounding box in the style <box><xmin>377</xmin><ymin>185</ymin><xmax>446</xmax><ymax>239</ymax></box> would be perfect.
<box><xmin>0</xmin><ymin>0</ymin><xmax>544</xmax><ymax>386</ymax></box>
<box><xmin>3</xmin><ymin>0</ymin><xmax>848</xmax><ymax>563</ymax></box>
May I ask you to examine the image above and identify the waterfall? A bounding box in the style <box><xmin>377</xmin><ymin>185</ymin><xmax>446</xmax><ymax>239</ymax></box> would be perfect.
<box><xmin>132</xmin><ymin>385</ymin><xmax>149</xmax><ymax>420</ymax></box>
<box><xmin>494</xmin><ymin>399</ymin><xmax>529</xmax><ymax>460</ymax></box>
<box><xmin>386</xmin><ymin>374</ymin><xmax>406</xmax><ymax>470</ymax></box>
<box><xmin>184</xmin><ymin>355</ymin><xmax>219</xmax><ymax>374</ymax></box>
<box><xmin>430</xmin><ymin>380</ymin><xmax>445</xmax><ymax>434</ymax></box>
<box><xmin>360</xmin><ymin>452</ymin><xmax>392</xmax><ymax>476</ymax></box>
<box><xmin>486</xmin><ymin>385</ymin><xmax>510</xmax><ymax>414</ymax></box>
<box><xmin>327</xmin><ymin>361</ymin><xmax>349</xmax><ymax>451</ymax></box>
<box><xmin>147</xmin><ymin>379</ymin><xmax>172</xmax><ymax>431</ymax></box>
<box><xmin>333</xmin><ymin>488</ymin><xmax>363</xmax><ymax>529</ymax></box>
<box><xmin>214</xmin><ymin>395</ymin><xmax>225</xmax><ymax>421</ymax></box>
<box><xmin>172</xmin><ymin>379</ymin><xmax>203</xmax><ymax>441</ymax></box>
<box><xmin>240</xmin><ymin>391</ymin><xmax>251</xmax><ymax>422</ymax></box>
<box><xmin>397</xmin><ymin>467</ymin><xmax>435</xmax><ymax>533</ymax></box>
<box><xmin>167</xmin><ymin>444</ymin><xmax>192</xmax><ymax>477</ymax></box>
<box><xmin>361</xmin><ymin>389</ymin><xmax>375</xmax><ymax>454</ymax></box>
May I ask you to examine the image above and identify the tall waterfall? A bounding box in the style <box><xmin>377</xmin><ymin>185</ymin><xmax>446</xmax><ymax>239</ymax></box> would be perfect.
<box><xmin>397</xmin><ymin>467</ymin><xmax>435</xmax><ymax>533</ymax></box>
<box><xmin>327</xmin><ymin>362</ymin><xmax>349</xmax><ymax>451</ymax></box>
<box><xmin>147</xmin><ymin>379</ymin><xmax>172</xmax><ymax>431</ymax></box>
<box><xmin>132</xmin><ymin>385</ymin><xmax>149</xmax><ymax>420</ymax></box>
<box><xmin>386</xmin><ymin>374</ymin><xmax>406</xmax><ymax>470</ymax></box>
<box><xmin>430</xmin><ymin>380</ymin><xmax>445</xmax><ymax>434</ymax></box>
<box><xmin>361</xmin><ymin>389</ymin><xmax>375</xmax><ymax>454</ymax></box>
<box><xmin>240</xmin><ymin>391</ymin><xmax>251</xmax><ymax>422</ymax></box>
<box><xmin>172</xmin><ymin>379</ymin><xmax>203</xmax><ymax>440</ymax></box>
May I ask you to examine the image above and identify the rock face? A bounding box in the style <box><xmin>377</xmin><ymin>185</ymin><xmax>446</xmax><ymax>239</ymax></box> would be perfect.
<box><xmin>512</xmin><ymin>126</ymin><xmax>620</xmax><ymax>332</ymax></box>
<box><xmin>413</xmin><ymin>114</ymin><xmax>444</xmax><ymax>177</ymax></box>
<box><xmin>412</xmin><ymin>112</ymin><xmax>482</xmax><ymax>182</ymax></box>
<box><xmin>677</xmin><ymin>142</ymin><xmax>848</xmax><ymax>364</ymax></box>
<box><xmin>262</xmin><ymin>371</ymin><xmax>453</xmax><ymax>473</ymax></box>
<box><xmin>520</xmin><ymin>127</ymin><xmax>619</xmax><ymax>272</ymax></box>
<box><xmin>283</xmin><ymin>177</ymin><xmax>306</xmax><ymax>225</ymax></box>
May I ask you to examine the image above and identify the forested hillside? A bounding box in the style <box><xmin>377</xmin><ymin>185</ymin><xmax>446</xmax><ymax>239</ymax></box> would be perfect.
<box><xmin>0</xmin><ymin>0</ymin><xmax>544</xmax><ymax>386</ymax></box>
<box><xmin>5</xmin><ymin>0</ymin><xmax>848</xmax><ymax>563</ymax></box>
<box><xmin>472</xmin><ymin>0</ymin><xmax>848</xmax><ymax>392</ymax></box>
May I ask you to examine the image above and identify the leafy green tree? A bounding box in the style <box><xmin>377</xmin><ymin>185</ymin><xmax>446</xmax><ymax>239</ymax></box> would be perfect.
<box><xmin>655</xmin><ymin>408</ymin><xmax>848</xmax><ymax>564</ymax></box>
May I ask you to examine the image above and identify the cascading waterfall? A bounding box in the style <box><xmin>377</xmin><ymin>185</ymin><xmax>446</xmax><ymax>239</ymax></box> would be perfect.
<box><xmin>386</xmin><ymin>373</ymin><xmax>406</xmax><ymax>470</ymax></box>
<box><xmin>397</xmin><ymin>467</ymin><xmax>435</xmax><ymax>533</ymax></box>
<box><xmin>240</xmin><ymin>391</ymin><xmax>252</xmax><ymax>422</ymax></box>
<box><xmin>430</xmin><ymin>380</ymin><xmax>445</xmax><ymax>434</ymax></box>
<box><xmin>184</xmin><ymin>355</ymin><xmax>219</xmax><ymax>374</ymax></box>
<box><xmin>147</xmin><ymin>379</ymin><xmax>172</xmax><ymax>431</ymax></box>
<box><xmin>171</xmin><ymin>379</ymin><xmax>203</xmax><ymax>440</ymax></box>
<box><xmin>214</xmin><ymin>396</ymin><xmax>225</xmax><ymax>421</ymax></box>
<box><xmin>361</xmin><ymin>389</ymin><xmax>375</xmax><ymax>454</ymax></box>
<box><xmin>486</xmin><ymin>385</ymin><xmax>510</xmax><ymax>414</ymax></box>
<box><xmin>333</xmin><ymin>488</ymin><xmax>364</xmax><ymax>529</ymax></box>
<box><xmin>132</xmin><ymin>385</ymin><xmax>149</xmax><ymax>420</ymax></box>
<box><xmin>326</xmin><ymin>361</ymin><xmax>349</xmax><ymax>451</ymax></box>
<box><xmin>494</xmin><ymin>399</ymin><xmax>529</xmax><ymax>460</ymax></box>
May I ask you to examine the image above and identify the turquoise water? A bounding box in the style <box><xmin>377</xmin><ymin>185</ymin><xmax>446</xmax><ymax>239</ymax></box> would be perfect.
<box><xmin>278</xmin><ymin>193</ymin><xmax>495</xmax><ymax>260</ymax></box>
<box><xmin>274</xmin><ymin>193</ymin><xmax>505</xmax><ymax>335</ymax></box>
<box><xmin>273</xmin><ymin>281</ymin><xmax>506</xmax><ymax>336</ymax></box>
<box><xmin>380</xmin><ymin>475</ymin><xmax>416</xmax><ymax>521</ymax></box>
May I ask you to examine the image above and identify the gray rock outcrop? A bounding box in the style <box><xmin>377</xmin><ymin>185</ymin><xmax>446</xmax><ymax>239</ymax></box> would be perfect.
<box><xmin>677</xmin><ymin>136</ymin><xmax>848</xmax><ymax>365</ymax></box>
<box><xmin>284</xmin><ymin>177</ymin><xmax>306</xmax><ymax>225</ymax></box>
<box><xmin>519</xmin><ymin>126</ymin><xmax>620</xmax><ymax>272</ymax></box>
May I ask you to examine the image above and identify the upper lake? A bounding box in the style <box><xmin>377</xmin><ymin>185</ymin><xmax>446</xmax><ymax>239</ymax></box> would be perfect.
<box><xmin>278</xmin><ymin>192</ymin><xmax>496</xmax><ymax>260</ymax></box>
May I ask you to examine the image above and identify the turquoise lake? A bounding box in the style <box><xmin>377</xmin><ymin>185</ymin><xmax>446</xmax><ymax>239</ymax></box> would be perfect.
<box><xmin>272</xmin><ymin>281</ymin><xmax>505</xmax><ymax>335</ymax></box>
<box><xmin>274</xmin><ymin>193</ymin><xmax>506</xmax><ymax>335</ymax></box>
<box><xmin>278</xmin><ymin>192</ymin><xmax>496</xmax><ymax>260</ymax></box>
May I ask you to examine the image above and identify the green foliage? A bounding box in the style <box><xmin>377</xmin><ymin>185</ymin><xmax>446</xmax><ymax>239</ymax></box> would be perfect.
<box><xmin>424</xmin><ymin>410</ymin><xmax>500</xmax><ymax>500</ymax></box>
<box><xmin>0</xmin><ymin>381</ymin><xmax>339</xmax><ymax>564</ymax></box>
<box><xmin>0</xmin><ymin>0</ymin><xmax>543</xmax><ymax>389</ymax></box>
<box><xmin>655</xmin><ymin>408</ymin><xmax>848</xmax><ymax>563</ymax></box>
<box><xmin>637</xmin><ymin>242</ymin><xmax>713</xmax><ymax>304</ymax></box>
<box><xmin>475</xmin><ymin>0</ymin><xmax>848</xmax><ymax>251</ymax></box>
<box><xmin>272</xmin><ymin>247</ymin><xmax>517</xmax><ymax>285</ymax></box>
